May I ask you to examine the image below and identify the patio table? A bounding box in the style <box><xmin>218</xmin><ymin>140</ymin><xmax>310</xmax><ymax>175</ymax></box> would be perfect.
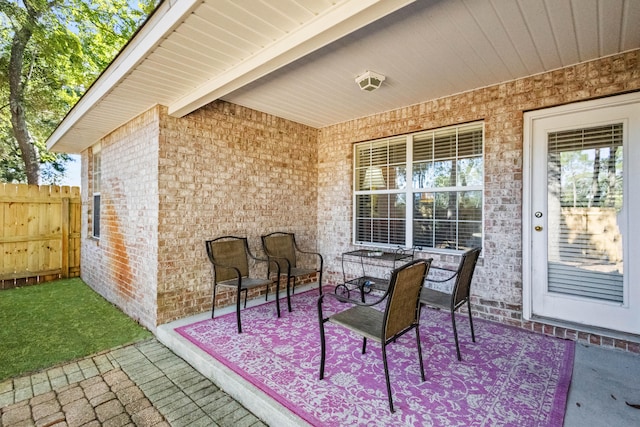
<box><xmin>335</xmin><ymin>248</ymin><xmax>415</xmax><ymax>301</ymax></box>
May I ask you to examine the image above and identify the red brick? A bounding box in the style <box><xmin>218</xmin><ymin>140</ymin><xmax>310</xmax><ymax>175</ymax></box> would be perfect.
<box><xmin>627</xmin><ymin>342</ymin><xmax>640</xmax><ymax>354</ymax></box>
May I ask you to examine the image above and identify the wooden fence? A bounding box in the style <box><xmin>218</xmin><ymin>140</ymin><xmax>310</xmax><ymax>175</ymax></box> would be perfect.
<box><xmin>0</xmin><ymin>183</ymin><xmax>81</xmax><ymax>289</ymax></box>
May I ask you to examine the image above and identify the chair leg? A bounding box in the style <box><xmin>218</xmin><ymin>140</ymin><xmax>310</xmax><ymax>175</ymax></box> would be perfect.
<box><xmin>275</xmin><ymin>279</ymin><xmax>281</xmax><ymax>318</ymax></box>
<box><xmin>236</xmin><ymin>290</ymin><xmax>243</xmax><ymax>334</ymax></box>
<box><xmin>467</xmin><ymin>299</ymin><xmax>476</xmax><ymax>343</ymax></box>
<box><xmin>451</xmin><ymin>310</ymin><xmax>461</xmax><ymax>361</ymax></box>
<box><xmin>382</xmin><ymin>344</ymin><xmax>395</xmax><ymax>413</ymax></box>
<box><xmin>362</xmin><ymin>338</ymin><xmax>367</xmax><ymax>354</ymax></box>
<box><xmin>318</xmin><ymin>270</ymin><xmax>323</xmax><ymax>296</ymax></box>
<box><xmin>318</xmin><ymin>303</ymin><xmax>327</xmax><ymax>380</ymax></box>
<box><xmin>416</xmin><ymin>326</ymin><xmax>426</xmax><ymax>382</ymax></box>
<box><xmin>242</xmin><ymin>289</ymin><xmax>248</xmax><ymax>308</ymax></box>
<box><xmin>211</xmin><ymin>285</ymin><xmax>218</xmax><ymax>319</ymax></box>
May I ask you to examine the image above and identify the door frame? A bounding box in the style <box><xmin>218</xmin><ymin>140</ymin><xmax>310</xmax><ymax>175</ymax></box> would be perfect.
<box><xmin>523</xmin><ymin>92</ymin><xmax>640</xmax><ymax>324</ymax></box>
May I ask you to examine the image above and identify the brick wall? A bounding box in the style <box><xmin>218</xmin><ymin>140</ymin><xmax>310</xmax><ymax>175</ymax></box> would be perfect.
<box><xmin>80</xmin><ymin>49</ymin><xmax>639</xmax><ymax>351</ymax></box>
<box><xmin>81</xmin><ymin>108</ymin><xmax>160</xmax><ymax>330</ymax></box>
<box><xmin>317</xmin><ymin>50</ymin><xmax>640</xmax><ymax>350</ymax></box>
<box><xmin>81</xmin><ymin>102</ymin><xmax>319</xmax><ymax>329</ymax></box>
<box><xmin>155</xmin><ymin>102</ymin><xmax>319</xmax><ymax>324</ymax></box>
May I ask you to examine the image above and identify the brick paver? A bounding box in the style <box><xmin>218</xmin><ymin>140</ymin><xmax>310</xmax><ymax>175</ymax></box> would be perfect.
<box><xmin>0</xmin><ymin>339</ymin><xmax>267</xmax><ymax>426</ymax></box>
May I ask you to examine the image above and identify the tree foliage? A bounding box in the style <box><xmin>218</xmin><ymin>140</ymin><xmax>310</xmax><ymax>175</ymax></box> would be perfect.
<box><xmin>1</xmin><ymin>0</ymin><xmax>158</xmax><ymax>184</ymax></box>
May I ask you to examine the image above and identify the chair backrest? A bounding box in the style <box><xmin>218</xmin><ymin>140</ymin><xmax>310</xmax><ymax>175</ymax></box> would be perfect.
<box><xmin>383</xmin><ymin>259</ymin><xmax>432</xmax><ymax>340</ymax></box>
<box><xmin>205</xmin><ymin>236</ymin><xmax>250</xmax><ymax>283</ymax></box>
<box><xmin>451</xmin><ymin>247</ymin><xmax>482</xmax><ymax>305</ymax></box>
<box><xmin>262</xmin><ymin>232</ymin><xmax>297</xmax><ymax>270</ymax></box>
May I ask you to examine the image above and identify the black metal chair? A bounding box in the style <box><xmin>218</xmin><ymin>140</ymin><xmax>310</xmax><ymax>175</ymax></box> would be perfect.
<box><xmin>205</xmin><ymin>236</ymin><xmax>280</xmax><ymax>333</ymax></box>
<box><xmin>318</xmin><ymin>258</ymin><xmax>432</xmax><ymax>413</ymax></box>
<box><xmin>420</xmin><ymin>247</ymin><xmax>481</xmax><ymax>361</ymax></box>
<box><xmin>261</xmin><ymin>232</ymin><xmax>323</xmax><ymax>312</ymax></box>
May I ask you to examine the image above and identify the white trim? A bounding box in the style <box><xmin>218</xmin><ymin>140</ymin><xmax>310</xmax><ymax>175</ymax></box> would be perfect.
<box><xmin>522</xmin><ymin>91</ymin><xmax>640</xmax><ymax>332</ymax></box>
<box><xmin>46</xmin><ymin>0</ymin><xmax>202</xmax><ymax>151</ymax></box>
<box><xmin>168</xmin><ymin>0</ymin><xmax>415</xmax><ymax>117</ymax></box>
<box><xmin>522</xmin><ymin>111</ymin><xmax>533</xmax><ymax>320</ymax></box>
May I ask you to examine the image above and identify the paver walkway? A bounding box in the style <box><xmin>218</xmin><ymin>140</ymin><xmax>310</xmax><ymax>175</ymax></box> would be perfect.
<box><xmin>0</xmin><ymin>339</ymin><xmax>266</xmax><ymax>427</ymax></box>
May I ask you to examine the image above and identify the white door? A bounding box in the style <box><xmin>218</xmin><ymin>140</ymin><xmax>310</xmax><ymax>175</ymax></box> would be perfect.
<box><xmin>523</xmin><ymin>93</ymin><xmax>640</xmax><ymax>334</ymax></box>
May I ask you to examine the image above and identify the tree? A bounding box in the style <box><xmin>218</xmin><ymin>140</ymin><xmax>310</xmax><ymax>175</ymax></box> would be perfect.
<box><xmin>1</xmin><ymin>0</ymin><xmax>157</xmax><ymax>184</ymax></box>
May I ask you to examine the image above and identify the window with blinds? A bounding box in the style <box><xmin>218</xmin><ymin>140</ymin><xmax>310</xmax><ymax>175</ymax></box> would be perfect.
<box><xmin>92</xmin><ymin>147</ymin><xmax>101</xmax><ymax>239</ymax></box>
<box><xmin>353</xmin><ymin>122</ymin><xmax>484</xmax><ymax>250</ymax></box>
<box><xmin>354</xmin><ymin>137</ymin><xmax>407</xmax><ymax>246</ymax></box>
<box><xmin>547</xmin><ymin>123</ymin><xmax>624</xmax><ymax>302</ymax></box>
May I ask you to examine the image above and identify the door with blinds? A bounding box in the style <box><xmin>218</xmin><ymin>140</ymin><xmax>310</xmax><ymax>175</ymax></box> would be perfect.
<box><xmin>524</xmin><ymin>93</ymin><xmax>640</xmax><ymax>334</ymax></box>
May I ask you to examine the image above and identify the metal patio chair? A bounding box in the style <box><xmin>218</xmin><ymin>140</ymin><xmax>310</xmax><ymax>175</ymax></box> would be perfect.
<box><xmin>318</xmin><ymin>258</ymin><xmax>432</xmax><ymax>413</ymax></box>
<box><xmin>420</xmin><ymin>247</ymin><xmax>481</xmax><ymax>361</ymax></box>
<box><xmin>205</xmin><ymin>236</ymin><xmax>280</xmax><ymax>333</ymax></box>
<box><xmin>261</xmin><ymin>232</ymin><xmax>323</xmax><ymax>312</ymax></box>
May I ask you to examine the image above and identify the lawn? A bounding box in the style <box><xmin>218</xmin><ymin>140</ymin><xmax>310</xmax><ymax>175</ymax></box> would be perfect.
<box><xmin>0</xmin><ymin>278</ymin><xmax>152</xmax><ymax>381</ymax></box>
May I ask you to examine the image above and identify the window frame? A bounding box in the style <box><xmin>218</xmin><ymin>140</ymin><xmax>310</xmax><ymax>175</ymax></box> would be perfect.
<box><xmin>91</xmin><ymin>145</ymin><xmax>101</xmax><ymax>239</ymax></box>
<box><xmin>353</xmin><ymin>122</ymin><xmax>484</xmax><ymax>252</ymax></box>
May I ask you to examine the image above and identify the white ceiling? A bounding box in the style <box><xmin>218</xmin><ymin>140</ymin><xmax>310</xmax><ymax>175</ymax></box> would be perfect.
<box><xmin>47</xmin><ymin>0</ymin><xmax>640</xmax><ymax>153</ymax></box>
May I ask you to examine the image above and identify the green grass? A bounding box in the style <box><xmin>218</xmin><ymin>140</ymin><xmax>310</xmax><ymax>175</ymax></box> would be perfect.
<box><xmin>0</xmin><ymin>278</ymin><xmax>152</xmax><ymax>381</ymax></box>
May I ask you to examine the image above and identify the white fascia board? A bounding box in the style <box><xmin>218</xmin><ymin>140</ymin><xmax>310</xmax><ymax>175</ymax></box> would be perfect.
<box><xmin>168</xmin><ymin>0</ymin><xmax>415</xmax><ymax>118</ymax></box>
<box><xmin>46</xmin><ymin>0</ymin><xmax>202</xmax><ymax>152</ymax></box>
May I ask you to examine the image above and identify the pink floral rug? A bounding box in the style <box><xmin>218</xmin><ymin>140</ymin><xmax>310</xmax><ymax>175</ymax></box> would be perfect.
<box><xmin>175</xmin><ymin>288</ymin><xmax>574</xmax><ymax>426</ymax></box>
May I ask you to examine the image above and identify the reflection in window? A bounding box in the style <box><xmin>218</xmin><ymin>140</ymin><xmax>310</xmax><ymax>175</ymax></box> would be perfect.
<box><xmin>547</xmin><ymin>123</ymin><xmax>623</xmax><ymax>302</ymax></box>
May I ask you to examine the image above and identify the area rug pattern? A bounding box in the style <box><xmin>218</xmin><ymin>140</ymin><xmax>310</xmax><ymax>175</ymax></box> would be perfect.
<box><xmin>176</xmin><ymin>288</ymin><xmax>574</xmax><ymax>427</ymax></box>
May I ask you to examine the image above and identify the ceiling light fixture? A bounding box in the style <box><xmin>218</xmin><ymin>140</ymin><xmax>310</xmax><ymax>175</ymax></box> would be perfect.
<box><xmin>355</xmin><ymin>70</ymin><xmax>385</xmax><ymax>92</ymax></box>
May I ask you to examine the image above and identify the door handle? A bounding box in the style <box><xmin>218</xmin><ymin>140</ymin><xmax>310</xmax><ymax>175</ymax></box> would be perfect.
<box><xmin>534</xmin><ymin>226</ymin><xmax>543</xmax><ymax>231</ymax></box>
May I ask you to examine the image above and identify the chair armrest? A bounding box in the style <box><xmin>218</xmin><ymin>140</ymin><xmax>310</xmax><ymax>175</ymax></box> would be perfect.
<box><xmin>291</xmin><ymin>240</ymin><xmax>321</xmax><ymax>257</ymax></box>
<box><xmin>317</xmin><ymin>286</ymin><xmax>391</xmax><ymax>332</ymax></box>
<box><xmin>292</xmin><ymin>244</ymin><xmax>324</xmax><ymax>271</ymax></box>
<box><xmin>265</xmin><ymin>255</ymin><xmax>289</xmax><ymax>274</ymax></box>
<box><xmin>246</xmin><ymin>247</ymin><xmax>268</xmax><ymax>263</ymax></box>
<box><xmin>299</xmin><ymin>249</ymin><xmax>323</xmax><ymax>271</ymax></box>
<box><xmin>425</xmin><ymin>266</ymin><xmax>458</xmax><ymax>283</ymax></box>
<box><xmin>241</xmin><ymin>249</ymin><xmax>277</xmax><ymax>278</ymax></box>
<box><xmin>210</xmin><ymin>262</ymin><xmax>242</xmax><ymax>285</ymax></box>
<box><xmin>295</xmin><ymin>247</ymin><xmax>323</xmax><ymax>260</ymax></box>
<box><xmin>296</xmin><ymin>248</ymin><xmax>321</xmax><ymax>256</ymax></box>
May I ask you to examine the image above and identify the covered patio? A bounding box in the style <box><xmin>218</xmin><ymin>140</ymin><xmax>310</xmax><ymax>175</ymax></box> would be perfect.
<box><xmin>156</xmin><ymin>284</ymin><xmax>640</xmax><ymax>426</ymax></box>
<box><xmin>43</xmin><ymin>0</ymin><xmax>640</xmax><ymax>424</ymax></box>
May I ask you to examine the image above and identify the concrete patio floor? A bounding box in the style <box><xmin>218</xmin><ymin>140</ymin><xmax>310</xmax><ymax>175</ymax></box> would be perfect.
<box><xmin>156</xmin><ymin>285</ymin><xmax>640</xmax><ymax>427</ymax></box>
<box><xmin>564</xmin><ymin>342</ymin><xmax>640</xmax><ymax>426</ymax></box>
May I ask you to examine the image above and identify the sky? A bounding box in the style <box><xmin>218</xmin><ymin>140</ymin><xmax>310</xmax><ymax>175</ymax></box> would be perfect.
<box><xmin>59</xmin><ymin>154</ymin><xmax>82</xmax><ymax>187</ymax></box>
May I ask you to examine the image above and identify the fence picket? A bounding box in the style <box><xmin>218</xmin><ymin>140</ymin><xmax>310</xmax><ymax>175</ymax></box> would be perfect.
<box><xmin>0</xmin><ymin>183</ymin><xmax>81</xmax><ymax>289</ymax></box>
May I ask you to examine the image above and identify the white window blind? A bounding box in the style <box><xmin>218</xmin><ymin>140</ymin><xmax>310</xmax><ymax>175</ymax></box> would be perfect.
<box><xmin>354</xmin><ymin>137</ymin><xmax>407</xmax><ymax>246</ymax></box>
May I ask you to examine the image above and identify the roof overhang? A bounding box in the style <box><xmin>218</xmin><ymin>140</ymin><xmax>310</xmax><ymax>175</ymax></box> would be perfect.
<box><xmin>47</xmin><ymin>0</ymin><xmax>640</xmax><ymax>154</ymax></box>
<box><xmin>46</xmin><ymin>0</ymin><xmax>415</xmax><ymax>153</ymax></box>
